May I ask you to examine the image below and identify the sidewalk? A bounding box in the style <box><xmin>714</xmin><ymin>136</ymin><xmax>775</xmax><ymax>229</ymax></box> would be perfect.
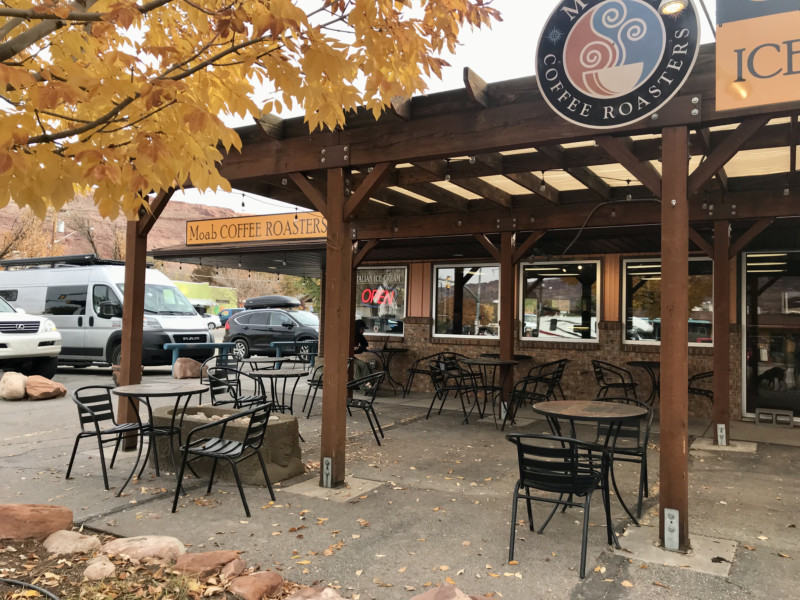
<box><xmin>2</xmin><ymin>368</ymin><xmax>799</xmax><ymax>599</ymax></box>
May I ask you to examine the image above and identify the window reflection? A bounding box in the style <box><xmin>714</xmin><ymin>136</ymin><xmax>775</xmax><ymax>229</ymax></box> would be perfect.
<box><xmin>624</xmin><ymin>258</ymin><xmax>713</xmax><ymax>344</ymax></box>
<box><xmin>434</xmin><ymin>265</ymin><xmax>499</xmax><ymax>336</ymax></box>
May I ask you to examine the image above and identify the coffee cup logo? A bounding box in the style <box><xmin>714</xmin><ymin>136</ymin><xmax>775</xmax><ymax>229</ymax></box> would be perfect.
<box><xmin>537</xmin><ymin>0</ymin><xmax>699</xmax><ymax>129</ymax></box>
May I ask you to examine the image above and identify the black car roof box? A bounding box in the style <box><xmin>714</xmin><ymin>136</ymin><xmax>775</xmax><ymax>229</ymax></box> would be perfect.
<box><xmin>244</xmin><ymin>295</ymin><xmax>301</xmax><ymax>309</ymax></box>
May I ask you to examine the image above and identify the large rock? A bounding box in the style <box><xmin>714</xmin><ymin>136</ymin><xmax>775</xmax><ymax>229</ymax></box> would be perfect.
<box><xmin>0</xmin><ymin>372</ymin><xmax>27</xmax><ymax>400</ymax></box>
<box><xmin>229</xmin><ymin>571</ymin><xmax>284</xmax><ymax>600</ymax></box>
<box><xmin>43</xmin><ymin>530</ymin><xmax>101</xmax><ymax>555</ymax></box>
<box><xmin>26</xmin><ymin>376</ymin><xmax>67</xmax><ymax>401</ymax></box>
<box><xmin>84</xmin><ymin>555</ymin><xmax>116</xmax><ymax>580</ymax></box>
<box><xmin>173</xmin><ymin>358</ymin><xmax>202</xmax><ymax>379</ymax></box>
<box><xmin>0</xmin><ymin>504</ymin><xmax>73</xmax><ymax>541</ymax></box>
<box><xmin>102</xmin><ymin>535</ymin><xmax>186</xmax><ymax>562</ymax></box>
<box><xmin>410</xmin><ymin>586</ymin><xmax>480</xmax><ymax>600</ymax></box>
<box><xmin>172</xmin><ymin>550</ymin><xmax>243</xmax><ymax>578</ymax></box>
<box><xmin>287</xmin><ymin>588</ymin><xmax>345</xmax><ymax>600</ymax></box>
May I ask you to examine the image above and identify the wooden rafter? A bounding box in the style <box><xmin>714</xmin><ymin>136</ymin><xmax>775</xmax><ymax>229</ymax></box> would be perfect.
<box><xmin>688</xmin><ymin>116</ymin><xmax>770</xmax><ymax>196</ymax></box>
<box><xmin>344</xmin><ymin>162</ymin><xmax>392</xmax><ymax>219</ymax></box>
<box><xmin>512</xmin><ymin>230</ymin><xmax>546</xmax><ymax>264</ymax></box>
<box><xmin>463</xmin><ymin>67</ymin><xmax>489</xmax><ymax>108</ymax></box>
<box><xmin>474</xmin><ymin>233</ymin><xmax>500</xmax><ymax>260</ymax></box>
<box><xmin>404</xmin><ymin>182</ymin><xmax>469</xmax><ymax>212</ymax></box>
<box><xmin>688</xmin><ymin>227</ymin><xmax>713</xmax><ymax>257</ymax></box>
<box><xmin>729</xmin><ymin>218</ymin><xmax>774</xmax><ymax>258</ymax></box>
<box><xmin>596</xmin><ymin>136</ymin><xmax>662</xmax><ymax>197</ymax></box>
<box><xmin>390</xmin><ymin>96</ymin><xmax>411</xmax><ymax>120</ymax></box>
<box><xmin>455</xmin><ymin>177</ymin><xmax>512</xmax><ymax>208</ymax></box>
<box><xmin>504</xmin><ymin>171</ymin><xmax>559</xmax><ymax>204</ymax></box>
<box><xmin>254</xmin><ymin>113</ymin><xmax>285</xmax><ymax>140</ymax></box>
<box><xmin>696</xmin><ymin>128</ymin><xmax>728</xmax><ymax>192</ymax></box>
<box><xmin>354</xmin><ymin>239</ymin><xmax>378</xmax><ymax>267</ymax></box>
<box><xmin>535</xmin><ymin>144</ymin><xmax>611</xmax><ymax>199</ymax></box>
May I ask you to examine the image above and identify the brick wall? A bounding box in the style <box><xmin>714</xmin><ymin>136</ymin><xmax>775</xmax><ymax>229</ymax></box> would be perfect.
<box><xmin>380</xmin><ymin>317</ymin><xmax>742</xmax><ymax>419</ymax></box>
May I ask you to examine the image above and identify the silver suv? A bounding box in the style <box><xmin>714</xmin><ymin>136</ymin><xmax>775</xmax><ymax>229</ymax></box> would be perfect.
<box><xmin>0</xmin><ymin>295</ymin><xmax>61</xmax><ymax>378</ymax></box>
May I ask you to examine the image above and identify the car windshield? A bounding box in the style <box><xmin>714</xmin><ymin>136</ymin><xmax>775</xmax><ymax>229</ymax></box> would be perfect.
<box><xmin>290</xmin><ymin>311</ymin><xmax>319</xmax><ymax>326</ymax></box>
<box><xmin>0</xmin><ymin>296</ymin><xmax>15</xmax><ymax>313</ymax></box>
<box><xmin>117</xmin><ymin>283</ymin><xmax>197</xmax><ymax>315</ymax></box>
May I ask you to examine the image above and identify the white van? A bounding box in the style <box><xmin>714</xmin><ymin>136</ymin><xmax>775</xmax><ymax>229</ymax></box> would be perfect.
<box><xmin>0</xmin><ymin>254</ymin><xmax>212</xmax><ymax>367</ymax></box>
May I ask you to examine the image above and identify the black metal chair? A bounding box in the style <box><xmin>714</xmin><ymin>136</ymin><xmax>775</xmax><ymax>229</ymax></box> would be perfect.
<box><xmin>303</xmin><ymin>362</ymin><xmax>325</xmax><ymax>418</ymax></box>
<box><xmin>505</xmin><ymin>433</ymin><xmax>613</xmax><ymax>579</ymax></box>
<box><xmin>591</xmin><ymin>360</ymin><xmax>638</xmax><ymax>399</ymax></box>
<box><xmin>65</xmin><ymin>385</ymin><xmax>143</xmax><ymax>490</ymax></box>
<box><xmin>206</xmin><ymin>366</ymin><xmax>266</xmax><ymax>409</ymax></box>
<box><xmin>594</xmin><ymin>397</ymin><xmax>653</xmax><ymax>520</ymax></box>
<box><xmin>402</xmin><ymin>352</ymin><xmax>441</xmax><ymax>397</ymax></box>
<box><xmin>426</xmin><ymin>360</ymin><xmax>478</xmax><ymax>424</ymax></box>
<box><xmin>526</xmin><ymin>359</ymin><xmax>570</xmax><ymax>404</ymax></box>
<box><xmin>346</xmin><ymin>371</ymin><xmax>386</xmax><ymax>445</ymax></box>
<box><xmin>689</xmin><ymin>371</ymin><xmax>714</xmax><ymax>405</ymax></box>
<box><xmin>171</xmin><ymin>405</ymin><xmax>275</xmax><ymax>518</ymax></box>
<box><xmin>502</xmin><ymin>375</ymin><xmax>544</xmax><ymax>430</ymax></box>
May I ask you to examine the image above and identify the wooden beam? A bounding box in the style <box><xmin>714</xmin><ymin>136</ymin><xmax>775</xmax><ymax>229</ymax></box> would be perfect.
<box><xmin>512</xmin><ymin>230</ymin><xmax>546</xmax><ymax>264</ymax></box>
<box><xmin>463</xmin><ymin>67</ymin><xmax>489</xmax><ymax>108</ymax></box>
<box><xmin>535</xmin><ymin>144</ymin><xmax>612</xmax><ymax>199</ymax></box>
<box><xmin>688</xmin><ymin>227</ymin><xmax>713</xmax><ymax>257</ymax></box>
<box><xmin>354</xmin><ymin>239</ymin><xmax>378</xmax><ymax>267</ymax></box>
<box><xmin>712</xmin><ymin>219</ymin><xmax>731</xmax><ymax>445</ymax></box>
<box><xmin>596</xmin><ymin>136</ymin><xmax>663</xmax><ymax>197</ymax></box>
<box><xmin>455</xmin><ymin>177</ymin><xmax>512</xmax><ymax>208</ymax></box>
<box><xmin>696</xmin><ymin>128</ymin><xmax>728</xmax><ymax>192</ymax></box>
<box><xmin>344</xmin><ymin>162</ymin><xmax>392</xmax><ymax>219</ymax></box>
<box><xmin>137</xmin><ymin>189</ymin><xmax>174</xmax><ymax>237</ymax></box>
<box><xmin>474</xmin><ymin>233</ymin><xmax>500</xmax><ymax>260</ymax></box>
<box><xmin>320</xmin><ymin>168</ymin><xmax>351</xmax><ymax>488</ymax></box>
<box><xmin>659</xmin><ymin>125</ymin><xmax>690</xmax><ymax>551</ymax></box>
<box><xmin>688</xmin><ymin>116</ymin><xmax>770</xmax><ymax>195</ymax></box>
<box><xmin>505</xmin><ymin>172</ymin><xmax>559</xmax><ymax>204</ymax></box>
<box><xmin>255</xmin><ymin>113</ymin><xmax>285</xmax><ymax>140</ymax></box>
<box><xmin>390</xmin><ymin>96</ymin><xmax>411</xmax><ymax>120</ymax></box>
<box><xmin>499</xmin><ymin>231</ymin><xmax>515</xmax><ymax>399</ymax></box>
<box><xmin>404</xmin><ymin>182</ymin><xmax>469</xmax><ymax>212</ymax></box>
<box><xmin>729</xmin><ymin>218</ymin><xmax>774</xmax><ymax>257</ymax></box>
<box><xmin>290</xmin><ymin>173</ymin><xmax>327</xmax><ymax>214</ymax></box>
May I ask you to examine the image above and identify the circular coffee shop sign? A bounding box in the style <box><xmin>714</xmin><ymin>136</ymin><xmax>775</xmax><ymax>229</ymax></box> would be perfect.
<box><xmin>536</xmin><ymin>0</ymin><xmax>699</xmax><ymax>129</ymax></box>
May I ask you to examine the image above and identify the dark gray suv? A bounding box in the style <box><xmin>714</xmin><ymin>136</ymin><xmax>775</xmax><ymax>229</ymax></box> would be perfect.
<box><xmin>223</xmin><ymin>309</ymin><xmax>319</xmax><ymax>358</ymax></box>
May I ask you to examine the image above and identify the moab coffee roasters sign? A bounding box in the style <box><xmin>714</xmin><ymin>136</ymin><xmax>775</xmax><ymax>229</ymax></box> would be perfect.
<box><xmin>716</xmin><ymin>0</ymin><xmax>800</xmax><ymax>111</ymax></box>
<box><xmin>186</xmin><ymin>212</ymin><xmax>327</xmax><ymax>245</ymax></box>
<box><xmin>536</xmin><ymin>0</ymin><xmax>699</xmax><ymax>129</ymax></box>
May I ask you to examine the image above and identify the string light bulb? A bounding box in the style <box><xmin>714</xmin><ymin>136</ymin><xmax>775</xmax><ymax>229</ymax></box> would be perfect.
<box><xmin>540</xmin><ymin>171</ymin><xmax>547</xmax><ymax>193</ymax></box>
<box><xmin>294</xmin><ymin>207</ymin><xmax>298</xmax><ymax>222</ymax></box>
<box><xmin>625</xmin><ymin>179</ymin><xmax>632</xmax><ymax>201</ymax></box>
<box><xmin>784</xmin><ymin>183</ymin><xmax>790</xmax><ymax>196</ymax></box>
<box><xmin>444</xmin><ymin>158</ymin><xmax>451</xmax><ymax>182</ymax></box>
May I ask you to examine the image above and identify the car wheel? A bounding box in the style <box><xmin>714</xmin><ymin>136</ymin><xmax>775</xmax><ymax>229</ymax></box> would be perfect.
<box><xmin>32</xmin><ymin>357</ymin><xmax>58</xmax><ymax>379</ymax></box>
<box><xmin>207</xmin><ymin>322</ymin><xmax>216</xmax><ymax>330</ymax></box>
<box><xmin>111</xmin><ymin>344</ymin><xmax>122</xmax><ymax>366</ymax></box>
<box><xmin>232</xmin><ymin>338</ymin><xmax>250</xmax><ymax>359</ymax></box>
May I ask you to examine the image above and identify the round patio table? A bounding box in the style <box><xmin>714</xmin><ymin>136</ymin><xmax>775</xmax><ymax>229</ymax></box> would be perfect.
<box><xmin>112</xmin><ymin>382</ymin><xmax>209</xmax><ymax>496</ymax></box>
<box><xmin>249</xmin><ymin>370</ymin><xmax>309</xmax><ymax>415</ymax></box>
<box><xmin>366</xmin><ymin>347</ymin><xmax>408</xmax><ymax>394</ymax></box>
<box><xmin>462</xmin><ymin>357</ymin><xmax>519</xmax><ymax>425</ymax></box>
<box><xmin>531</xmin><ymin>400</ymin><xmax>648</xmax><ymax>531</ymax></box>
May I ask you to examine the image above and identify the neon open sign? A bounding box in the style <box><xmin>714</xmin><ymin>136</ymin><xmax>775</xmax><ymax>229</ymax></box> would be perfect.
<box><xmin>361</xmin><ymin>287</ymin><xmax>397</xmax><ymax>307</ymax></box>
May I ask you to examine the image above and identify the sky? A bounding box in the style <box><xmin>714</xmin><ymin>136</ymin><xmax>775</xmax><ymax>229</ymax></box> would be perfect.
<box><xmin>178</xmin><ymin>0</ymin><xmax>719</xmax><ymax>214</ymax></box>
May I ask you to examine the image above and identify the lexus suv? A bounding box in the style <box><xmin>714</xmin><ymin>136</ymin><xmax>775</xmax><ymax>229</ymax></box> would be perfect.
<box><xmin>223</xmin><ymin>309</ymin><xmax>319</xmax><ymax>358</ymax></box>
<box><xmin>0</xmin><ymin>296</ymin><xmax>61</xmax><ymax>378</ymax></box>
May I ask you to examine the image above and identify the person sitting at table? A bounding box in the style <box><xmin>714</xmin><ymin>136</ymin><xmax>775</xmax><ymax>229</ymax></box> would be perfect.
<box><xmin>353</xmin><ymin>319</ymin><xmax>375</xmax><ymax>389</ymax></box>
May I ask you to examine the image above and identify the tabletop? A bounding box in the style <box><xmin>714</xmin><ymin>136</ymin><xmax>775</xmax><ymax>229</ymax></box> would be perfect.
<box><xmin>532</xmin><ymin>400</ymin><xmax>647</xmax><ymax>423</ymax></box>
<box><xmin>112</xmin><ymin>382</ymin><xmax>209</xmax><ymax>397</ymax></box>
<box><xmin>249</xmin><ymin>370</ymin><xmax>309</xmax><ymax>379</ymax></box>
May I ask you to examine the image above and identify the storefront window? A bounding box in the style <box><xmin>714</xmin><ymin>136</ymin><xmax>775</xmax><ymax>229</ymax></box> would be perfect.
<box><xmin>520</xmin><ymin>261</ymin><xmax>599</xmax><ymax>341</ymax></box>
<box><xmin>624</xmin><ymin>258</ymin><xmax>713</xmax><ymax>344</ymax></box>
<box><xmin>433</xmin><ymin>264</ymin><xmax>499</xmax><ymax>337</ymax></box>
<box><xmin>744</xmin><ymin>252</ymin><xmax>800</xmax><ymax>418</ymax></box>
<box><xmin>355</xmin><ymin>267</ymin><xmax>406</xmax><ymax>335</ymax></box>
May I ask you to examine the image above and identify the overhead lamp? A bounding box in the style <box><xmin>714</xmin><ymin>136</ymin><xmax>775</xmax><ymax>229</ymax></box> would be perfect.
<box><xmin>540</xmin><ymin>171</ymin><xmax>547</xmax><ymax>193</ymax></box>
<box><xmin>658</xmin><ymin>0</ymin><xmax>687</xmax><ymax>15</ymax></box>
<box><xmin>784</xmin><ymin>183</ymin><xmax>790</xmax><ymax>196</ymax></box>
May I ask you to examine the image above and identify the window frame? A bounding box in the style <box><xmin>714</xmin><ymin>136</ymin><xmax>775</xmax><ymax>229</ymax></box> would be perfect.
<box><xmin>622</xmin><ymin>256</ymin><xmax>714</xmax><ymax>347</ymax></box>
<box><xmin>355</xmin><ymin>265</ymin><xmax>408</xmax><ymax>337</ymax></box>
<box><xmin>431</xmin><ymin>262</ymin><xmax>501</xmax><ymax>339</ymax></box>
<box><xmin>518</xmin><ymin>259</ymin><xmax>601</xmax><ymax>344</ymax></box>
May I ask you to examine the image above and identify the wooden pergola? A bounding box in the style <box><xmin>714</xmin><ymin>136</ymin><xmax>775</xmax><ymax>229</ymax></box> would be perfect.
<box><xmin>118</xmin><ymin>44</ymin><xmax>800</xmax><ymax>551</ymax></box>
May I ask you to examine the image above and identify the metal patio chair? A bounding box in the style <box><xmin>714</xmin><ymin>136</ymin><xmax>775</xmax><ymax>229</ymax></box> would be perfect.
<box><xmin>591</xmin><ymin>360</ymin><xmax>638</xmax><ymax>399</ymax></box>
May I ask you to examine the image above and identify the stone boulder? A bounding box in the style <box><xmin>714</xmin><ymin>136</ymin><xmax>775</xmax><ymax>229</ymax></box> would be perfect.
<box><xmin>0</xmin><ymin>372</ymin><xmax>27</xmax><ymax>400</ymax></box>
<box><xmin>229</xmin><ymin>571</ymin><xmax>284</xmax><ymax>600</ymax></box>
<box><xmin>26</xmin><ymin>376</ymin><xmax>67</xmax><ymax>401</ymax></box>
<box><xmin>102</xmin><ymin>535</ymin><xmax>186</xmax><ymax>562</ymax></box>
<box><xmin>173</xmin><ymin>357</ymin><xmax>202</xmax><ymax>379</ymax></box>
<box><xmin>172</xmin><ymin>550</ymin><xmax>243</xmax><ymax>578</ymax></box>
<box><xmin>84</xmin><ymin>555</ymin><xmax>116</xmax><ymax>580</ymax></box>
<box><xmin>0</xmin><ymin>504</ymin><xmax>73</xmax><ymax>541</ymax></box>
<box><xmin>287</xmin><ymin>587</ymin><xmax>345</xmax><ymax>600</ymax></box>
<box><xmin>43</xmin><ymin>530</ymin><xmax>101</xmax><ymax>555</ymax></box>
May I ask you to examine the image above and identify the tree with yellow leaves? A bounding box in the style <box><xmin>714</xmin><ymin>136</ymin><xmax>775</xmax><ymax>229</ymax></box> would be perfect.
<box><xmin>0</xmin><ymin>0</ymin><xmax>500</xmax><ymax>220</ymax></box>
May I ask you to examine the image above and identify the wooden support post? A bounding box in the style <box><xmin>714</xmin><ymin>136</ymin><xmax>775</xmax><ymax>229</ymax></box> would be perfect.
<box><xmin>117</xmin><ymin>217</ymin><xmax>148</xmax><ymax>443</ymax></box>
<box><xmin>712</xmin><ymin>220</ymin><xmax>731</xmax><ymax>444</ymax></box>
<box><xmin>660</xmin><ymin>126</ymin><xmax>690</xmax><ymax>551</ymax></box>
<box><xmin>320</xmin><ymin>168</ymin><xmax>351</xmax><ymax>488</ymax></box>
<box><xmin>499</xmin><ymin>231</ymin><xmax>515</xmax><ymax>369</ymax></box>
